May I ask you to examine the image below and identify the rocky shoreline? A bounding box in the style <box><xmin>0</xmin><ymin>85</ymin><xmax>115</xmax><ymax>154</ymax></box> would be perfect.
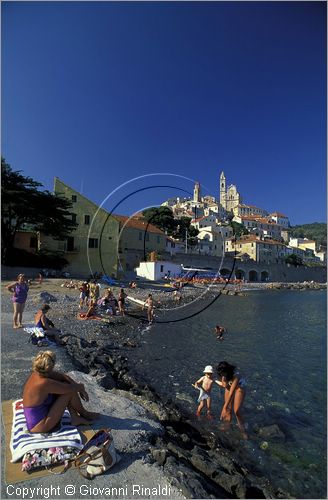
<box><xmin>21</xmin><ymin>285</ymin><xmax>293</xmax><ymax>499</ymax></box>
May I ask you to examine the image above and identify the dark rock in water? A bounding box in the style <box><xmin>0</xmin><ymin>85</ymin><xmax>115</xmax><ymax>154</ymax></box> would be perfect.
<box><xmin>258</xmin><ymin>424</ymin><xmax>286</xmax><ymax>441</ymax></box>
<box><xmin>164</xmin><ymin>456</ymin><xmax>218</xmax><ymax>499</ymax></box>
<box><xmin>208</xmin><ymin>447</ymin><xmax>240</xmax><ymax>475</ymax></box>
<box><xmin>212</xmin><ymin>470</ymin><xmax>247</xmax><ymax>498</ymax></box>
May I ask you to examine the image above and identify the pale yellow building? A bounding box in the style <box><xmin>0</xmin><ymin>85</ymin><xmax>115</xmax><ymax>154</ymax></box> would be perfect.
<box><xmin>225</xmin><ymin>235</ymin><xmax>287</xmax><ymax>264</ymax></box>
<box><xmin>113</xmin><ymin>215</ymin><xmax>168</xmax><ymax>271</ymax></box>
<box><xmin>233</xmin><ymin>204</ymin><xmax>268</xmax><ymax>218</ymax></box>
<box><xmin>39</xmin><ymin>178</ymin><xmax>120</xmax><ymax>278</ymax></box>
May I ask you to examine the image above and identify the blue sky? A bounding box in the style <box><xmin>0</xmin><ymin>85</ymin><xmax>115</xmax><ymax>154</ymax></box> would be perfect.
<box><xmin>2</xmin><ymin>1</ymin><xmax>326</xmax><ymax>224</ymax></box>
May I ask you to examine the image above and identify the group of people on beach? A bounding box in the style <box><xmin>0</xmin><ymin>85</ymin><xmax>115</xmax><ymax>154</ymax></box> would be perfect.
<box><xmin>7</xmin><ymin>273</ymin><xmax>246</xmax><ymax>442</ymax></box>
<box><xmin>78</xmin><ymin>280</ymin><xmax>127</xmax><ymax>319</ymax></box>
<box><xmin>193</xmin><ymin>361</ymin><xmax>247</xmax><ymax>439</ymax></box>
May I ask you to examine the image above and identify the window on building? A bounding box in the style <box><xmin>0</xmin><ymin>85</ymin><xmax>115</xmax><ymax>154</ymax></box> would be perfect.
<box><xmin>67</xmin><ymin>237</ymin><xmax>74</xmax><ymax>251</ymax></box>
<box><xmin>71</xmin><ymin>213</ymin><xmax>77</xmax><ymax>223</ymax></box>
<box><xmin>30</xmin><ymin>237</ymin><xmax>37</xmax><ymax>249</ymax></box>
<box><xmin>139</xmin><ymin>232</ymin><xmax>142</xmax><ymax>241</ymax></box>
<box><xmin>72</xmin><ymin>195</ymin><xmax>77</xmax><ymax>202</ymax></box>
<box><xmin>160</xmin><ymin>265</ymin><xmax>164</xmax><ymax>272</ymax></box>
<box><xmin>88</xmin><ymin>238</ymin><xmax>98</xmax><ymax>249</ymax></box>
<box><xmin>146</xmin><ymin>234</ymin><xmax>149</xmax><ymax>242</ymax></box>
<box><xmin>84</xmin><ymin>215</ymin><xmax>90</xmax><ymax>225</ymax></box>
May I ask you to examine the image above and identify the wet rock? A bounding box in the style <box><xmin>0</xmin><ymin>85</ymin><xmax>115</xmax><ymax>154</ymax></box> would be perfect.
<box><xmin>260</xmin><ymin>441</ymin><xmax>269</xmax><ymax>450</ymax></box>
<box><xmin>212</xmin><ymin>470</ymin><xmax>247</xmax><ymax>498</ymax></box>
<box><xmin>208</xmin><ymin>447</ymin><xmax>240</xmax><ymax>475</ymax></box>
<box><xmin>151</xmin><ymin>448</ymin><xmax>167</xmax><ymax>466</ymax></box>
<box><xmin>164</xmin><ymin>456</ymin><xmax>218</xmax><ymax>499</ymax></box>
<box><xmin>95</xmin><ymin>368</ymin><xmax>117</xmax><ymax>389</ymax></box>
<box><xmin>258</xmin><ymin>424</ymin><xmax>286</xmax><ymax>441</ymax></box>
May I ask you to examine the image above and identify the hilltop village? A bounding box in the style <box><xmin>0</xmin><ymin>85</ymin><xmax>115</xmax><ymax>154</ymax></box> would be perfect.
<box><xmin>11</xmin><ymin>173</ymin><xmax>326</xmax><ymax>282</ymax></box>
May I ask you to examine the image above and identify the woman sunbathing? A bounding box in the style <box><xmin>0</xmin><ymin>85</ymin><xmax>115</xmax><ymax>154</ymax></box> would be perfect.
<box><xmin>78</xmin><ymin>301</ymin><xmax>97</xmax><ymax>319</ymax></box>
<box><xmin>23</xmin><ymin>351</ymin><xmax>98</xmax><ymax>433</ymax></box>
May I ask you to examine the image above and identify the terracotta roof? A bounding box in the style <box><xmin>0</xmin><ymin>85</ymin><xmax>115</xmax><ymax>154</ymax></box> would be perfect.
<box><xmin>239</xmin><ymin>215</ymin><xmax>283</xmax><ymax>226</ymax></box>
<box><xmin>113</xmin><ymin>215</ymin><xmax>165</xmax><ymax>235</ymax></box>
<box><xmin>238</xmin><ymin>204</ymin><xmax>265</xmax><ymax>210</ymax></box>
<box><xmin>192</xmin><ymin>216</ymin><xmax>207</xmax><ymax>222</ymax></box>
<box><xmin>231</xmin><ymin>236</ymin><xmax>285</xmax><ymax>246</ymax></box>
<box><xmin>270</xmin><ymin>212</ymin><xmax>288</xmax><ymax>218</ymax></box>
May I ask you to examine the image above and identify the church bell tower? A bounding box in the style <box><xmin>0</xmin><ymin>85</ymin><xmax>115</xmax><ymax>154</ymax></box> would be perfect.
<box><xmin>193</xmin><ymin>181</ymin><xmax>200</xmax><ymax>202</ymax></box>
<box><xmin>219</xmin><ymin>171</ymin><xmax>226</xmax><ymax>209</ymax></box>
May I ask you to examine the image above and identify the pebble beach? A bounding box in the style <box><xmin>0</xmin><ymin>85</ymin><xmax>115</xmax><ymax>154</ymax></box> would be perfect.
<box><xmin>2</xmin><ymin>277</ymin><xmax>326</xmax><ymax>499</ymax></box>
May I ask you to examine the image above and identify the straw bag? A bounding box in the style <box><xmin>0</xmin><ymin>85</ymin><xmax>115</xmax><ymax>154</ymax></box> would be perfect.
<box><xmin>74</xmin><ymin>429</ymin><xmax>118</xmax><ymax>479</ymax></box>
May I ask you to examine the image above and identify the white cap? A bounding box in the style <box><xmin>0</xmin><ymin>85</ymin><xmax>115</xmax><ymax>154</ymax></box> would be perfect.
<box><xmin>203</xmin><ymin>365</ymin><xmax>213</xmax><ymax>374</ymax></box>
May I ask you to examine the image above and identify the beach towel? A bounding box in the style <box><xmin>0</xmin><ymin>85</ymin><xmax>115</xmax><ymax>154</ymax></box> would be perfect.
<box><xmin>23</xmin><ymin>327</ymin><xmax>57</xmax><ymax>347</ymax></box>
<box><xmin>77</xmin><ymin>313</ymin><xmax>103</xmax><ymax>321</ymax></box>
<box><xmin>10</xmin><ymin>400</ymin><xmax>83</xmax><ymax>463</ymax></box>
<box><xmin>2</xmin><ymin>400</ymin><xmax>94</xmax><ymax>483</ymax></box>
<box><xmin>24</xmin><ymin>326</ymin><xmax>45</xmax><ymax>337</ymax></box>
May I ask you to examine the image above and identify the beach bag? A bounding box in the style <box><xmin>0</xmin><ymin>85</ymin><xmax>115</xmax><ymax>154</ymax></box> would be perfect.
<box><xmin>21</xmin><ymin>446</ymin><xmax>78</xmax><ymax>472</ymax></box>
<box><xmin>74</xmin><ymin>429</ymin><xmax>118</xmax><ymax>479</ymax></box>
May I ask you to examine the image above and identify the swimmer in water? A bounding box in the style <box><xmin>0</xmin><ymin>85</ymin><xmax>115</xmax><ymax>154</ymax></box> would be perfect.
<box><xmin>215</xmin><ymin>325</ymin><xmax>226</xmax><ymax>341</ymax></box>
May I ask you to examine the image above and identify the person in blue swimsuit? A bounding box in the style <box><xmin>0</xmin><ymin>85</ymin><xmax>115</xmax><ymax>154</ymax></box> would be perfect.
<box><xmin>216</xmin><ymin>361</ymin><xmax>248</xmax><ymax>439</ymax></box>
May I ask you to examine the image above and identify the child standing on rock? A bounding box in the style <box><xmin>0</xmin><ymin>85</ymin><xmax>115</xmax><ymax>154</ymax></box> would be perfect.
<box><xmin>193</xmin><ymin>365</ymin><xmax>220</xmax><ymax>419</ymax></box>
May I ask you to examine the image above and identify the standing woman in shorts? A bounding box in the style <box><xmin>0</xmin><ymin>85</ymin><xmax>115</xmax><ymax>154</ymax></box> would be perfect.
<box><xmin>7</xmin><ymin>273</ymin><xmax>29</xmax><ymax>329</ymax></box>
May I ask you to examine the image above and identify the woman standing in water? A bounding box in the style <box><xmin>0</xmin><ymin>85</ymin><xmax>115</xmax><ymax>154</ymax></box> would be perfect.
<box><xmin>217</xmin><ymin>361</ymin><xmax>247</xmax><ymax>439</ymax></box>
<box><xmin>7</xmin><ymin>273</ymin><xmax>29</xmax><ymax>329</ymax></box>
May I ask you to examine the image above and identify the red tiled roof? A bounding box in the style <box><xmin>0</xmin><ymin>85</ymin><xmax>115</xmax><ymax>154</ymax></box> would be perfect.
<box><xmin>229</xmin><ymin>236</ymin><xmax>285</xmax><ymax>246</ymax></box>
<box><xmin>238</xmin><ymin>204</ymin><xmax>265</xmax><ymax>209</ymax></box>
<box><xmin>239</xmin><ymin>215</ymin><xmax>283</xmax><ymax>226</ymax></box>
<box><xmin>113</xmin><ymin>215</ymin><xmax>165</xmax><ymax>235</ymax></box>
<box><xmin>270</xmin><ymin>212</ymin><xmax>288</xmax><ymax>218</ymax></box>
<box><xmin>192</xmin><ymin>216</ymin><xmax>207</xmax><ymax>222</ymax></box>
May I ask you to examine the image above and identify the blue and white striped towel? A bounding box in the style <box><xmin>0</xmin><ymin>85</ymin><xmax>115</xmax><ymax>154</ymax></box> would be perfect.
<box><xmin>10</xmin><ymin>400</ymin><xmax>83</xmax><ymax>462</ymax></box>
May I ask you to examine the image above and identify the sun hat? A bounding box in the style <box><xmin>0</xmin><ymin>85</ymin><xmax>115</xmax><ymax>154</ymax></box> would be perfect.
<box><xmin>203</xmin><ymin>365</ymin><xmax>213</xmax><ymax>374</ymax></box>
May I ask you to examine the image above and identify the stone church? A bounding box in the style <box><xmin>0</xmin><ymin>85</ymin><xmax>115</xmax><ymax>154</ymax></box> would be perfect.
<box><xmin>219</xmin><ymin>171</ymin><xmax>242</xmax><ymax>212</ymax></box>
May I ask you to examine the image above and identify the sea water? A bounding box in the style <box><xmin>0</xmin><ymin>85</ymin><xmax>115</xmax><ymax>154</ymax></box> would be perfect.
<box><xmin>129</xmin><ymin>290</ymin><xmax>327</xmax><ymax>498</ymax></box>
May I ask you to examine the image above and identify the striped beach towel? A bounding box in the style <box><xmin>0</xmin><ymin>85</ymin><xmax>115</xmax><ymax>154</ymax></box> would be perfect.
<box><xmin>10</xmin><ymin>400</ymin><xmax>83</xmax><ymax>462</ymax></box>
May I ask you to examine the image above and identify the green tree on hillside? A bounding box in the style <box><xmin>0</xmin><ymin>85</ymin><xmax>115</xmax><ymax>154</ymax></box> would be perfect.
<box><xmin>290</xmin><ymin>223</ymin><xmax>327</xmax><ymax>247</ymax></box>
<box><xmin>142</xmin><ymin>206</ymin><xmax>176</xmax><ymax>235</ymax></box>
<box><xmin>1</xmin><ymin>158</ymin><xmax>77</xmax><ymax>264</ymax></box>
<box><xmin>231</xmin><ymin>221</ymin><xmax>249</xmax><ymax>238</ymax></box>
<box><xmin>142</xmin><ymin>207</ymin><xmax>199</xmax><ymax>245</ymax></box>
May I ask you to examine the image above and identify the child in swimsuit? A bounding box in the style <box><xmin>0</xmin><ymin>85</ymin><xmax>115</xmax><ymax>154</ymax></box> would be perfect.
<box><xmin>143</xmin><ymin>294</ymin><xmax>154</xmax><ymax>324</ymax></box>
<box><xmin>118</xmin><ymin>289</ymin><xmax>127</xmax><ymax>316</ymax></box>
<box><xmin>193</xmin><ymin>365</ymin><xmax>221</xmax><ymax>420</ymax></box>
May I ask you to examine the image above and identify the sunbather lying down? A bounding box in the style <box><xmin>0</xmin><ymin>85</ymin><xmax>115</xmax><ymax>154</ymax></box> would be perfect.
<box><xmin>23</xmin><ymin>351</ymin><xmax>99</xmax><ymax>433</ymax></box>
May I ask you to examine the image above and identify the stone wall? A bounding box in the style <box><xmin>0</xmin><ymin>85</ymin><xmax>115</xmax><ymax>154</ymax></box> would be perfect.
<box><xmin>121</xmin><ymin>250</ymin><xmax>327</xmax><ymax>283</ymax></box>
